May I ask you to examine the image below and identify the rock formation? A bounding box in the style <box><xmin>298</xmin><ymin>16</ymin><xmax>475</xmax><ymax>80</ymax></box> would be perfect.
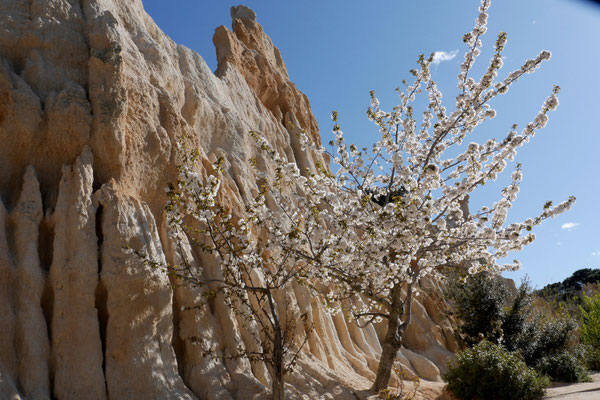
<box><xmin>0</xmin><ymin>1</ymin><xmax>456</xmax><ymax>398</ymax></box>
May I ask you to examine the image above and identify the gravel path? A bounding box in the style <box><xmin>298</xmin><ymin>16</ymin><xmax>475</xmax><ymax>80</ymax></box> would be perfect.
<box><xmin>544</xmin><ymin>373</ymin><xmax>600</xmax><ymax>399</ymax></box>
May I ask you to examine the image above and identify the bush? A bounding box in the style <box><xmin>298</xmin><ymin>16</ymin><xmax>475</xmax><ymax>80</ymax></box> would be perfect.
<box><xmin>501</xmin><ymin>279</ymin><xmax>533</xmax><ymax>351</ymax></box>
<box><xmin>446</xmin><ymin>272</ymin><xmax>591</xmax><ymax>382</ymax></box>
<box><xmin>444</xmin><ymin>341</ymin><xmax>548</xmax><ymax>400</ymax></box>
<box><xmin>584</xmin><ymin>346</ymin><xmax>600</xmax><ymax>371</ymax></box>
<box><xmin>537</xmin><ymin>351</ymin><xmax>589</xmax><ymax>383</ymax></box>
<box><xmin>581</xmin><ymin>294</ymin><xmax>600</xmax><ymax>370</ymax></box>
<box><xmin>516</xmin><ymin>316</ymin><xmax>576</xmax><ymax>366</ymax></box>
<box><xmin>446</xmin><ymin>271</ymin><xmax>509</xmax><ymax>346</ymax></box>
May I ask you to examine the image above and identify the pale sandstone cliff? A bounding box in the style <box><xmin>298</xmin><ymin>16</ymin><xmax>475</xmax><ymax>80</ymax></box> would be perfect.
<box><xmin>0</xmin><ymin>2</ymin><xmax>455</xmax><ymax>399</ymax></box>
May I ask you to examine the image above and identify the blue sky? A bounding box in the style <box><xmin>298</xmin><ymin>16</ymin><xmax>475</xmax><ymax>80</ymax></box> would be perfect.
<box><xmin>143</xmin><ymin>0</ymin><xmax>600</xmax><ymax>289</ymax></box>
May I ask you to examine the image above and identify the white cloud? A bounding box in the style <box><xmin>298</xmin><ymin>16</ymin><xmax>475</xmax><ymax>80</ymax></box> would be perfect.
<box><xmin>432</xmin><ymin>50</ymin><xmax>459</xmax><ymax>65</ymax></box>
<box><xmin>561</xmin><ymin>222</ymin><xmax>579</xmax><ymax>230</ymax></box>
<box><xmin>592</xmin><ymin>251</ymin><xmax>600</xmax><ymax>257</ymax></box>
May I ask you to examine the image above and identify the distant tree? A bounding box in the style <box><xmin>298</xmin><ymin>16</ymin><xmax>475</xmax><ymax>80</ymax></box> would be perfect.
<box><xmin>536</xmin><ymin>268</ymin><xmax>600</xmax><ymax>304</ymax></box>
<box><xmin>563</xmin><ymin>269</ymin><xmax>600</xmax><ymax>291</ymax></box>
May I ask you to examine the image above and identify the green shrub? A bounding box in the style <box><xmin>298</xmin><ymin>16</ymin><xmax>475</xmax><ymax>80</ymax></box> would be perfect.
<box><xmin>583</xmin><ymin>346</ymin><xmax>600</xmax><ymax>371</ymax></box>
<box><xmin>444</xmin><ymin>341</ymin><xmax>548</xmax><ymax>400</ymax></box>
<box><xmin>581</xmin><ymin>294</ymin><xmax>600</xmax><ymax>370</ymax></box>
<box><xmin>446</xmin><ymin>272</ymin><xmax>591</xmax><ymax>382</ymax></box>
<box><xmin>501</xmin><ymin>279</ymin><xmax>533</xmax><ymax>351</ymax></box>
<box><xmin>446</xmin><ymin>271</ymin><xmax>509</xmax><ymax>346</ymax></box>
<box><xmin>536</xmin><ymin>351</ymin><xmax>589</xmax><ymax>383</ymax></box>
<box><xmin>516</xmin><ymin>316</ymin><xmax>576</xmax><ymax>366</ymax></box>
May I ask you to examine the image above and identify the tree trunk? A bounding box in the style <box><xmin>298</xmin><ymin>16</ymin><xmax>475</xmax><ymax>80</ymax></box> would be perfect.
<box><xmin>267</xmin><ymin>289</ymin><xmax>285</xmax><ymax>400</ymax></box>
<box><xmin>271</xmin><ymin>329</ymin><xmax>284</xmax><ymax>400</ymax></box>
<box><xmin>372</xmin><ymin>283</ymin><xmax>414</xmax><ymax>393</ymax></box>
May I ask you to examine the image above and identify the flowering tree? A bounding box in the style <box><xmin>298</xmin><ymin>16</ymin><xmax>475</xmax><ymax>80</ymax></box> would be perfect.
<box><xmin>246</xmin><ymin>0</ymin><xmax>574</xmax><ymax>392</ymax></box>
<box><xmin>153</xmin><ymin>149</ymin><xmax>318</xmax><ymax>400</ymax></box>
<box><xmin>157</xmin><ymin>0</ymin><xmax>574</xmax><ymax>396</ymax></box>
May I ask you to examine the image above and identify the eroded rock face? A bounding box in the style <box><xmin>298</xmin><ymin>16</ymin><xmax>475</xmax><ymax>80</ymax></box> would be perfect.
<box><xmin>0</xmin><ymin>1</ymin><xmax>456</xmax><ymax>398</ymax></box>
<box><xmin>49</xmin><ymin>147</ymin><xmax>105</xmax><ymax>400</ymax></box>
<box><xmin>97</xmin><ymin>182</ymin><xmax>196</xmax><ymax>400</ymax></box>
<box><xmin>13</xmin><ymin>167</ymin><xmax>50</xmax><ymax>400</ymax></box>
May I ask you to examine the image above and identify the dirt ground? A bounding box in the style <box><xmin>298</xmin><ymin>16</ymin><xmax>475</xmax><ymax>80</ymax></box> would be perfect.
<box><xmin>544</xmin><ymin>373</ymin><xmax>600</xmax><ymax>399</ymax></box>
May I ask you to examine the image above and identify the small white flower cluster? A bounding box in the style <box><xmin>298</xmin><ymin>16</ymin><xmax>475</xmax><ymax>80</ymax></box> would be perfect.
<box><xmin>163</xmin><ymin>139</ymin><xmax>332</xmax><ymax>373</ymax></box>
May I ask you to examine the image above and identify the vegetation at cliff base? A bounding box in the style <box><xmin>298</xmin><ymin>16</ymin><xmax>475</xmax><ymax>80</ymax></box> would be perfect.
<box><xmin>581</xmin><ymin>293</ymin><xmax>600</xmax><ymax>370</ymax></box>
<box><xmin>446</xmin><ymin>270</ymin><xmax>592</xmax><ymax>400</ymax></box>
<box><xmin>445</xmin><ymin>341</ymin><xmax>548</xmax><ymax>400</ymax></box>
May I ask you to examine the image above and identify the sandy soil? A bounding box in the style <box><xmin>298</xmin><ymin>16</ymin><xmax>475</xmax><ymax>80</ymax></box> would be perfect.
<box><xmin>544</xmin><ymin>373</ymin><xmax>600</xmax><ymax>399</ymax></box>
